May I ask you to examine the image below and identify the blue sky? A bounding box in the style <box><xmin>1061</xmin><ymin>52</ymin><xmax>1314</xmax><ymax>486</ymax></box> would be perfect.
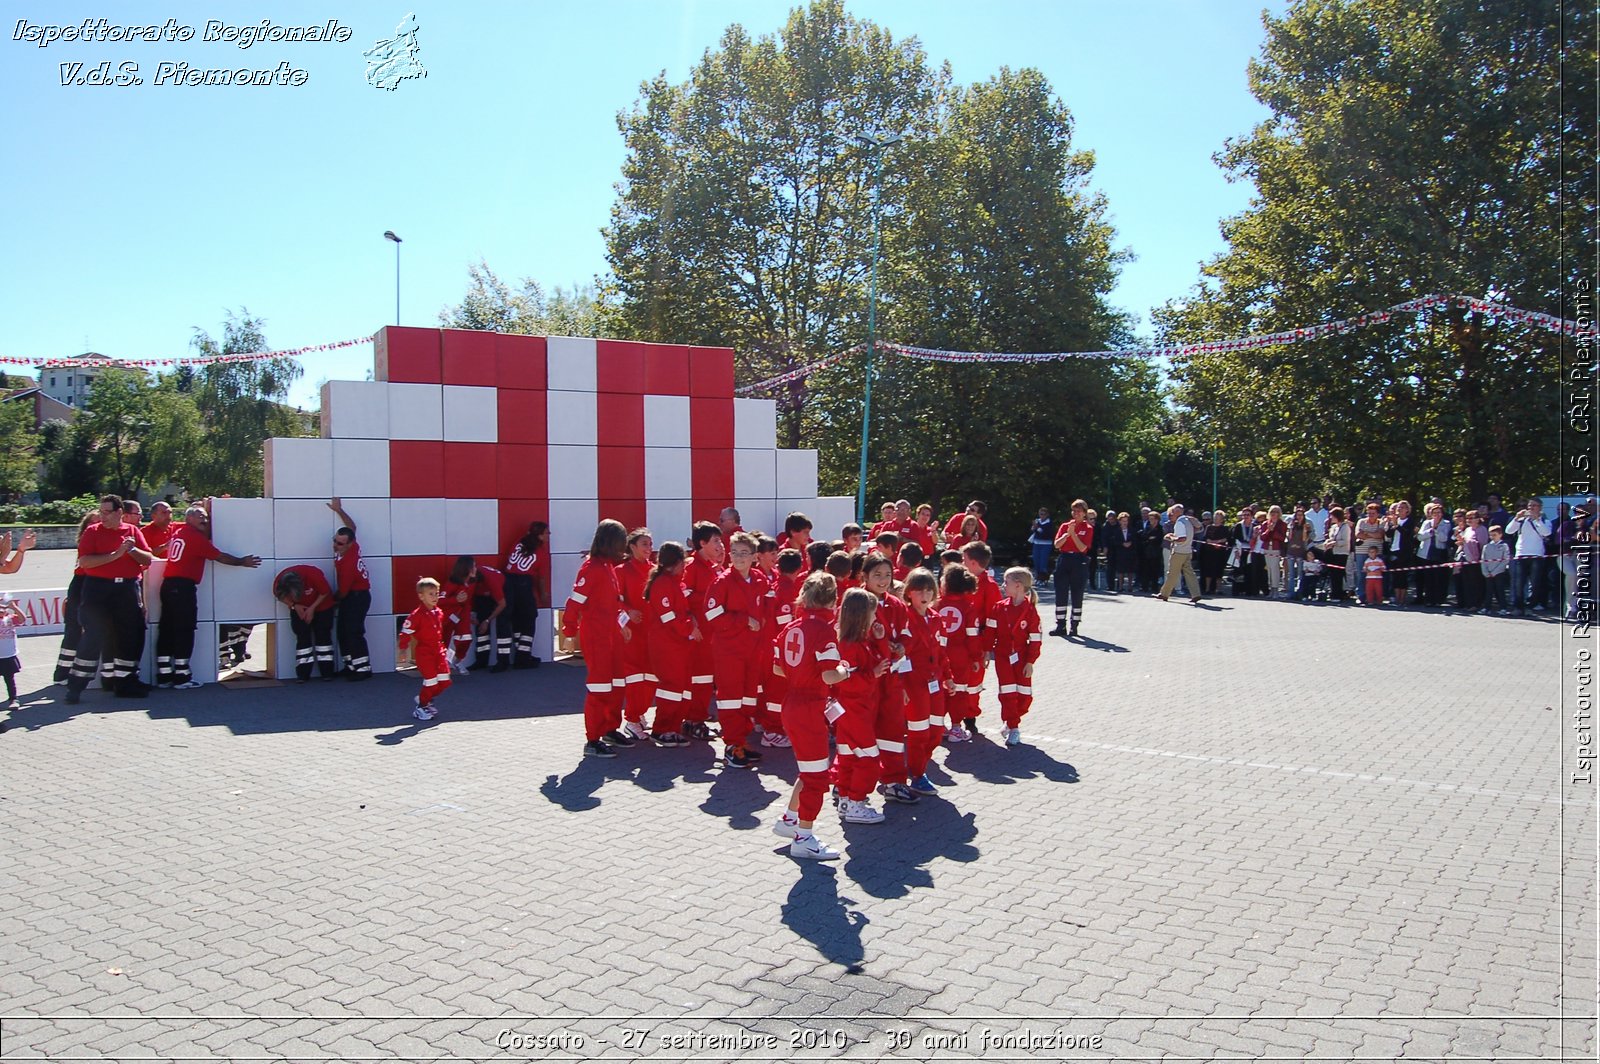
<box><xmin>1</xmin><ymin>1</ymin><xmax>1286</xmax><ymax>407</ymax></box>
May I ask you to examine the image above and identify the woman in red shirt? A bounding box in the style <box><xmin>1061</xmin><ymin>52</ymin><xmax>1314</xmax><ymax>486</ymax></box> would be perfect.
<box><xmin>1051</xmin><ymin>499</ymin><xmax>1094</xmax><ymax>637</ymax></box>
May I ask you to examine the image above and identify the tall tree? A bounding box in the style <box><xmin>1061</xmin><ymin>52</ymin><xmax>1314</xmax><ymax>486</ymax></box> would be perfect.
<box><xmin>188</xmin><ymin>311</ymin><xmax>308</xmax><ymax>497</ymax></box>
<box><xmin>80</xmin><ymin>368</ymin><xmax>151</xmax><ymax>497</ymax></box>
<box><xmin>37</xmin><ymin>418</ymin><xmax>102</xmax><ymax>501</ymax></box>
<box><xmin>1160</xmin><ymin>0</ymin><xmax>1590</xmax><ymax>504</ymax></box>
<box><xmin>605</xmin><ymin>0</ymin><xmax>945</xmax><ymax>445</ymax></box>
<box><xmin>440</xmin><ymin>261</ymin><xmax>603</xmax><ymax>337</ymax></box>
<box><xmin>0</xmin><ymin>397</ymin><xmax>42</xmax><ymax>498</ymax></box>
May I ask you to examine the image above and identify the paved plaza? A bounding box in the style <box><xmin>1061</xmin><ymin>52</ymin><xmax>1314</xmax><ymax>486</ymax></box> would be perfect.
<box><xmin>1</xmin><ymin>581</ymin><xmax>1594</xmax><ymax>1061</ymax></box>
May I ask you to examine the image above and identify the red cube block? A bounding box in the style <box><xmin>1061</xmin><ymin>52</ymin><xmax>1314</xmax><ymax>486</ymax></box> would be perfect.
<box><xmin>497</xmin><ymin>389</ymin><xmax>548</xmax><ymax>444</ymax></box>
<box><xmin>644</xmin><ymin>343</ymin><xmax>691</xmax><ymax>395</ymax></box>
<box><xmin>596</xmin><ymin>393</ymin><xmax>644</xmax><ymax>447</ymax></box>
<box><xmin>690</xmin><ymin>397</ymin><xmax>736</xmax><ymax>450</ymax></box>
<box><xmin>496</xmin><ymin>334</ymin><xmax>547</xmax><ymax>390</ymax></box>
<box><xmin>444</xmin><ymin>442</ymin><xmax>500</xmax><ymax>499</ymax></box>
<box><xmin>496</xmin><ymin>444</ymin><xmax>549</xmax><ymax>500</ymax></box>
<box><xmin>392</xmin><ymin>555</ymin><xmax>453</xmax><ymax>604</ymax></box>
<box><xmin>441</xmin><ymin>329</ymin><xmax>498</xmax><ymax>386</ymax></box>
<box><xmin>690</xmin><ymin>345</ymin><xmax>736</xmax><ymax>397</ymax></box>
<box><xmin>597</xmin><ymin>445</ymin><xmax>646</xmax><ymax>499</ymax></box>
<box><xmin>389</xmin><ymin>441</ymin><xmax>445</xmax><ymax>497</ymax></box>
<box><xmin>375</xmin><ymin>326</ymin><xmax>442</xmax><ymax>384</ymax></box>
<box><xmin>599</xmin><ymin>498</ymin><xmax>648</xmax><ymax>531</ymax></box>
<box><xmin>498</xmin><ymin>501</ymin><xmax>549</xmax><ymax>558</ymax></box>
<box><xmin>692</xmin><ymin>448</ymin><xmax>735</xmax><ymax>500</ymax></box>
<box><xmin>596</xmin><ymin>339</ymin><xmax>647</xmax><ymax>394</ymax></box>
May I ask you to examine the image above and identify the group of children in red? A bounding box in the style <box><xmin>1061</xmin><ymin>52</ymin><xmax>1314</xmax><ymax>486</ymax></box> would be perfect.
<box><xmin>544</xmin><ymin>508</ymin><xmax>1043</xmax><ymax>861</ymax></box>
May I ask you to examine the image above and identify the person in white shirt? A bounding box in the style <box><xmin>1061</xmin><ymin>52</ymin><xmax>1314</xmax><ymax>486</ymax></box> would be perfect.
<box><xmin>1505</xmin><ymin>498</ymin><xmax>1551</xmax><ymax>613</ymax></box>
<box><xmin>1158</xmin><ymin>504</ymin><xmax>1202</xmax><ymax>604</ymax></box>
<box><xmin>1305</xmin><ymin>499</ymin><xmax>1329</xmax><ymax>540</ymax></box>
<box><xmin>1416</xmin><ymin>502</ymin><xmax>1453</xmax><ymax>606</ymax></box>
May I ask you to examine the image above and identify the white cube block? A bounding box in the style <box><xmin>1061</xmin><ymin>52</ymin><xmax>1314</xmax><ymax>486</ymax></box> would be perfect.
<box><xmin>646</xmin><ymin>498</ymin><xmax>695</xmax><ymax>545</ymax></box>
<box><xmin>188</xmin><ymin>623</ymin><xmax>218</xmax><ymax>685</ymax></box>
<box><xmin>548</xmin><ymin>499</ymin><xmax>599</xmax><ymax>555</ymax></box>
<box><xmin>442</xmin><ymin>385</ymin><xmax>499</xmax><ymax>443</ymax></box>
<box><xmin>547</xmin><ymin>390</ymin><xmax>597</xmax><ymax>445</ymax></box>
<box><xmin>643</xmin><ymin>394</ymin><xmax>691</xmax><ymax>447</ymax></box>
<box><xmin>143</xmin><ymin>558</ymin><xmax>168</xmax><ymax>621</ymax></box>
<box><xmin>734</xmin><ymin>398</ymin><xmax>778</xmax><ymax>449</ymax></box>
<box><xmin>332</xmin><ymin>439</ymin><xmax>391</xmax><ymax>499</ymax></box>
<box><xmin>273</xmin><ymin>499</ymin><xmax>336</xmax><ymax>562</ymax></box>
<box><xmin>361</xmin><ymin>551</ymin><xmax>395</xmax><ymax>614</ymax></box>
<box><xmin>391</xmin><ymin>498</ymin><xmax>448</xmax><ymax>556</ymax></box>
<box><xmin>322</xmin><ymin>380</ymin><xmax>390</xmax><ymax>440</ymax></box>
<box><xmin>273</xmin><ymin>619</ymin><xmax>299</xmax><ymax>680</ymax></box>
<box><xmin>210</xmin><ymin>497</ymin><xmax>274</xmax><ymax>555</ymax></box>
<box><xmin>734</xmin><ymin>449</ymin><xmax>777</xmax><ymax>499</ymax></box>
<box><xmin>549</xmin><ymin>445</ymin><xmax>598</xmax><ymax>500</ymax></box>
<box><xmin>810</xmin><ymin>496</ymin><xmax>858</xmax><ymax>540</ymax></box>
<box><xmin>195</xmin><ymin>574</ymin><xmax>215</xmax><ymax>623</ymax></box>
<box><xmin>532</xmin><ymin>608</ymin><xmax>554</xmax><ymax>662</ymax></box>
<box><xmin>551</xmin><ymin>552</ymin><xmax>584</xmax><ymax>606</ymax></box>
<box><xmin>212</xmin><ymin>556</ymin><xmax>281</xmax><ymax>623</ymax></box>
<box><xmin>364</xmin><ymin>615</ymin><xmax>399</xmax><ymax>674</ymax></box>
<box><xmin>644</xmin><ymin>447</ymin><xmax>692</xmax><ymax>499</ymax></box>
<box><xmin>446</xmin><ymin>499</ymin><xmax>499</xmax><ymax>555</ymax></box>
<box><xmin>547</xmin><ymin>336</ymin><xmax>598</xmax><ymax>392</ymax></box>
<box><xmin>337</xmin><ymin>498</ymin><xmax>392</xmax><ymax>557</ymax></box>
<box><xmin>734</xmin><ymin>499</ymin><xmax>778</xmax><ymax>537</ymax></box>
<box><xmin>388</xmin><ymin>383</ymin><xmax>444</xmax><ymax>440</ymax></box>
<box><xmin>263</xmin><ymin>437</ymin><xmax>335</xmax><ymax>499</ymax></box>
<box><xmin>775</xmin><ymin>449</ymin><xmax>819</xmax><ymax>500</ymax></box>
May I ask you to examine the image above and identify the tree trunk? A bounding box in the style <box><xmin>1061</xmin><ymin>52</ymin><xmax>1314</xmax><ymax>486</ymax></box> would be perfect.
<box><xmin>1450</xmin><ymin>308</ymin><xmax>1492</xmax><ymax>504</ymax></box>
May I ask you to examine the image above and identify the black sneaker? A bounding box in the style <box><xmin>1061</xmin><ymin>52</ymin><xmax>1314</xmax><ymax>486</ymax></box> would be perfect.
<box><xmin>742</xmin><ymin>746</ymin><xmax>764</xmax><ymax>763</ymax></box>
<box><xmin>600</xmin><ymin>729</ymin><xmax>636</xmax><ymax>748</ymax></box>
<box><xmin>583</xmin><ymin>740</ymin><xmax>616</xmax><ymax>759</ymax></box>
<box><xmin>724</xmin><ymin>748</ymin><xmax>753</xmax><ymax>769</ymax></box>
<box><xmin>964</xmin><ymin>717</ymin><xmax>980</xmax><ymax>736</ymax></box>
<box><xmin>683</xmin><ymin>721</ymin><xmax>719</xmax><ymax>741</ymax></box>
<box><xmin>652</xmin><ymin>731</ymin><xmax>688</xmax><ymax>747</ymax></box>
<box><xmin>489</xmin><ymin>662</ymin><xmax>509</xmax><ymax>674</ymax></box>
<box><xmin>1050</xmin><ymin>623</ymin><xmax>1067</xmax><ymax>636</ymax></box>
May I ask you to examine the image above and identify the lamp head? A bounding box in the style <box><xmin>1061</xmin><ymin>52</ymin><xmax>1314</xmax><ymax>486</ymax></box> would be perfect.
<box><xmin>384</xmin><ymin>231</ymin><xmax>402</xmax><ymax>243</ymax></box>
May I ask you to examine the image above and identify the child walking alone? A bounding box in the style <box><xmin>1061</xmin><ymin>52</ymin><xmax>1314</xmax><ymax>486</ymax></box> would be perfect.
<box><xmin>992</xmin><ymin>568</ymin><xmax>1043</xmax><ymax>746</ymax></box>
<box><xmin>771</xmin><ymin>572</ymin><xmax>847</xmax><ymax>860</ymax></box>
<box><xmin>398</xmin><ymin>578</ymin><xmax>451</xmax><ymax>720</ymax></box>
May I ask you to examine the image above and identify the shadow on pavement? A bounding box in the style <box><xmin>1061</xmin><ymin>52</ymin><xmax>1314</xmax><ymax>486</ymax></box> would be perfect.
<box><xmin>780</xmin><ymin>861</ymin><xmax>868</xmax><ymax>972</ymax></box>
<box><xmin>842</xmin><ymin>801</ymin><xmax>979</xmax><ymax>900</ymax></box>
<box><xmin>700</xmin><ymin>762</ymin><xmax>786</xmax><ymax>829</ymax></box>
<box><xmin>1069</xmin><ymin>634</ymin><xmax>1129</xmax><ymax>653</ymax></box>
<box><xmin>941</xmin><ymin>736</ymin><xmax>1079</xmax><ymax>786</ymax></box>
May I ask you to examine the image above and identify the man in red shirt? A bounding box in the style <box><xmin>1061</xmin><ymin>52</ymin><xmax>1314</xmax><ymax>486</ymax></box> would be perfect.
<box><xmin>943</xmin><ymin>500</ymin><xmax>989</xmax><ymax>545</ymax></box>
<box><xmin>1052</xmin><ymin>499</ymin><xmax>1094</xmax><ymax>637</ymax></box>
<box><xmin>328</xmin><ymin>498</ymin><xmax>374</xmax><ymax>681</ymax></box>
<box><xmin>64</xmin><ymin>495</ymin><xmax>154</xmax><ymax>704</ymax></box>
<box><xmin>157</xmin><ymin>505</ymin><xmax>262</xmax><ymax>688</ymax></box>
<box><xmin>141</xmin><ymin>502</ymin><xmax>177</xmax><ymax>558</ymax></box>
<box><xmin>470</xmin><ymin>560</ymin><xmax>512</xmax><ymax>671</ymax></box>
<box><xmin>274</xmin><ymin>564</ymin><xmax>338</xmax><ymax>681</ymax></box>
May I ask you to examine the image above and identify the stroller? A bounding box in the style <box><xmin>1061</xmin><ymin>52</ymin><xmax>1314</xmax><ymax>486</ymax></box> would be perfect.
<box><xmin>1292</xmin><ymin>548</ymin><xmax>1328</xmax><ymax>602</ymax></box>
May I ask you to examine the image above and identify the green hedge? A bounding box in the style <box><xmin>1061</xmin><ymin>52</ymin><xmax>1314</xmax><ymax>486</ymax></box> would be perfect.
<box><xmin>0</xmin><ymin>495</ymin><xmax>100</xmax><ymax>526</ymax></box>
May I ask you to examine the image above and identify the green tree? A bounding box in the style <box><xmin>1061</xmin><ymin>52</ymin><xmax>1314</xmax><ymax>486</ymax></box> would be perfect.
<box><xmin>188</xmin><ymin>311</ymin><xmax>308</xmax><ymax>497</ymax></box>
<box><xmin>37</xmin><ymin>418</ymin><xmax>102</xmax><ymax>501</ymax></box>
<box><xmin>1160</xmin><ymin>0</ymin><xmax>1591</xmax><ymax>505</ymax></box>
<box><xmin>440</xmin><ymin>261</ymin><xmax>603</xmax><ymax>336</ymax></box>
<box><xmin>80</xmin><ymin>368</ymin><xmax>151</xmax><ymax>497</ymax></box>
<box><xmin>0</xmin><ymin>397</ymin><xmax>42</xmax><ymax>498</ymax></box>
<box><xmin>137</xmin><ymin>374</ymin><xmax>204</xmax><ymax>497</ymax></box>
<box><xmin>604</xmin><ymin>0</ymin><xmax>945</xmax><ymax>445</ymax></box>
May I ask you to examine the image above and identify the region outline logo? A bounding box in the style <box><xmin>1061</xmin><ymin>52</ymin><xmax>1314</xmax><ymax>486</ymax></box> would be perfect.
<box><xmin>364</xmin><ymin>13</ymin><xmax>426</xmax><ymax>91</ymax></box>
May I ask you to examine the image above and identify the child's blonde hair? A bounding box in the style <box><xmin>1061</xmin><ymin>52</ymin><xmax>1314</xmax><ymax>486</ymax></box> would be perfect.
<box><xmin>1003</xmin><ymin>566</ymin><xmax>1038</xmax><ymax>606</ymax></box>
<box><xmin>416</xmin><ymin>577</ymin><xmax>441</xmax><ymax>594</ymax></box>
<box><xmin>837</xmin><ymin>587</ymin><xmax>878</xmax><ymax>643</ymax></box>
<box><xmin>798</xmin><ymin>571</ymin><xmax>837</xmax><ymax>609</ymax></box>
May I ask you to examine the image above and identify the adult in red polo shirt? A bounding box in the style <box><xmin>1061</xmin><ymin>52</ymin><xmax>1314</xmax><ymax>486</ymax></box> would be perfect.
<box><xmin>156</xmin><ymin>505</ymin><xmax>262</xmax><ymax>689</ymax></box>
<box><xmin>942</xmin><ymin>501</ymin><xmax>989</xmax><ymax>546</ymax></box>
<box><xmin>141</xmin><ymin>502</ymin><xmax>177</xmax><ymax>558</ymax></box>
<box><xmin>1051</xmin><ymin>499</ymin><xmax>1094</xmax><ymax>638</ymax></box>
<box><xmin>328</xmin><ymin>499</ymin><xmax>374</xmax><ymax>681</ymax></box>
<box><xmin>274</xmin><ymin>564</ymin><xmax>337</xmax><ymax>682</ymax></box>
<box><xmin>64</xmin><ymin>495</ymin><xmax>154</xmax><ymax>704</ymax></box>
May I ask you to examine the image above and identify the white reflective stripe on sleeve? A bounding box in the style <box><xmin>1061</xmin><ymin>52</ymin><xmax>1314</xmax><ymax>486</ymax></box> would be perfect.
<box><xmin>1017</xmin><ymin>686</ymin><xmax>1032</xmax><ymax>696</ymax></box>
<box><xmin>716</xmin><ymin>698</ymin><xmax>742</xmax><ymax>711</ymax></box>
<box><xmin>877</xmin><ymin>739</ymin><xmax>905</xmax><ymax>753</ymax></box>
<box><xmin>814</xmin><ymin>647</ymin><xmax>841</xmax><ymax>662</ymax></box>
<box><xmin>659</xmin><ymin>610</ymin><xmax>676</xmax><ymax>622</ymax></box>
<box><xmin>965</xmin><ymin>627</ymin><xmax>979</xmax><ymax>636</ymax></box>
<box><xmin>796</xmin><ymin>757</ymin><xmax>832</xmax><ymax>773</ymax></box>
<box><xmin>704</xmin><ymin>605</ymin><xmax>725</xmax><ymax>621</ymax></box>
<box><xmin>906</xmin><ymin>718</ymin><xmax>930</xmax><ymax>731</ymax></box>
<box><xmin>585</xmin><ymin>682</ymin><xmax>612</xmax><ymax>693</ymax></box>
<box><xmin>998</xmin><ymin>684</ymin><xmax>1018</xmax><ymax>694</ymax></box>
<box><xmin>692</xmin><ymin>675</ymin><xmax>714</xmax><ymax>684</ymax></box>
<box><xmin>1028</xmin><ymin>633</ymin><xmax>1043</xmax><ymax>643</ymax></box>
<box><xmin>569</xmin><ymin>592</ymin><xmax>588</xmax><ymax>604</ymax></box>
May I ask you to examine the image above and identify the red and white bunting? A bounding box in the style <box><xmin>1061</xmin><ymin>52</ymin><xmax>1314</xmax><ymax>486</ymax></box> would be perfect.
<box><xmin>8</xmin><ymin>335</ymin><xmax>375</xmax><ymax>370</ymax></box>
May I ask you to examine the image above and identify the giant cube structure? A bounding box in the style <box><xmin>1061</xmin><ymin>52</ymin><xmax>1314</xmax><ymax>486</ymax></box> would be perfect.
<box><xmin>199</xmin><ymin>328</ymin><xmax>855</xmax><ymax>680</ymax></box>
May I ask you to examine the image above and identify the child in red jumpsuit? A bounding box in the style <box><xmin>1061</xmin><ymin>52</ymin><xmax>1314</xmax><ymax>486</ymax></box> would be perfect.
<box><xmin>961</xmin><ymin>541</ymin><xmax>1002</xmax><ymax>736</ymax></box>
<box><xmin>860</xmin><ymin>554</ymin><xmax>917</xmax><ymax>805</ymax></box>
<box><xmin>399</xmin><ymin>578</ymin><xmax>450</xmax><ymax>720</ymax></box>
<box><xmin>770</xmin><ymin>572</ymin><xmax>847</xmax><ymax>860</ymax></box>
<box><xmin>706</xmin><ymin>531</ymin><xmax>771</xmax><ymax>769</ymax></box>
<box><xmin>832</xmin><ymin>588</ymin><xmax>892</xmax><ymax>824</ymax></box>
<box><xmin>992</xmin><ymin>567</ymin><xmax>1043</xmax><ymax>746</ymax></box>
<box><xmin>937</xmin><ymin>565</ymin><xmax>982</xmax><ymax>743</ymax></box>
<box><xmin>616</xmin><ymin>528</ymin><xmax>656</xmax><ymax>740</ymax></box>
<box><xmin>562</xmin><ymin>520</ymin><xmax>636</xmax><ymax>759</ymax></box>
<box><xmin>760</xmin><ymin>549</ymin><xmax>805</xmax><ymax>748</ymax></box>
<box><xmin>644</xmin><ymin>541</ymin><xmax>696</xmax><ymax>746</ymax></box>
<box><xmin>901</xmin><ymin>568</ymin><xmax>948</xmax><ymax>793</ymax></box>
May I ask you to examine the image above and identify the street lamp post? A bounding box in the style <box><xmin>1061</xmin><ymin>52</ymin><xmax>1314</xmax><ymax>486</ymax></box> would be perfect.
<box><xmin>383</xmin><ymin>231</ymin><xmax>402</xmax><ymax>325</ymax></box>
<box><xmin>1212</xmin><ymin>439</ymin><xmax>1222</xmax><ymax>512</ymax></box>
<box><xmin>855</xmin><ymin>132</ymin><xmax>901</xmax><ymax>525</ymax></box>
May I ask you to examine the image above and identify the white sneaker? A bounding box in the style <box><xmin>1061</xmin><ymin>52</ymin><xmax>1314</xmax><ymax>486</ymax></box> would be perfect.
<box><xmin>412</xmin><ymin>706</ymin><xmax>437</xmax><ymax>721</ymax></box>
<box><xmin>946</xmin><ymin>725</ymin><xmax>970</xmax><ymax>743</ymax></box>
<box><xmin>451</xmin><ymin>661</ymin><xmax>470</xmax><ymax>676</ymax></box>
<box><xmin>840</xmin><ymin>798</ymin><xmax>885</xmax><ymax>824</ymax></box>
<box><xmin>771</xmin><ymin>816</ymin><xmax>801</xmax><ymax>839</ymax></box>
<box><xmin>790</xmin><ymin>834</ymin><xmax>841</xmax><ymax>860</ymax></box>
<box><xmin>174</xmin><ymin>680</ymin><xmax>204</xmax><ymax>690</ymax></box>
<box><xmin>761</xmin><ymin>731</ymin><xmax>792</xmax><ymax>748</ymax></box>
<box><xmin>1006</xmin><ymin>727</ymin><xmax>1022</xmax><ymax>746</ymax></box>
<box><xmin>622</xmin><ymin>719</ymin><xmax>650</xmax><ymax>741</ymax></box>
